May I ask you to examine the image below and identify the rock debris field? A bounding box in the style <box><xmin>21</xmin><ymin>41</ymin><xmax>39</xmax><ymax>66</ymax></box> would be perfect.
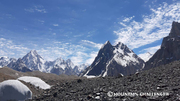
<box><xmin>29</xmin><ymin>61</ymin><xmax>180</xmax><ymax>101</ymax></box>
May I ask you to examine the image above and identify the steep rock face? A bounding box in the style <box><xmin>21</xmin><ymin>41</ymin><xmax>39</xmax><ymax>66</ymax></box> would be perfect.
<box><xmin>81</xmin><ymin>41</ymin><xmax>145</xmax><ymax>77</ymax></box>
<box><xmin>22</xmin><ymin>50</ymin><xmax>46</xmax><ymax>72</ymax></box>
<box><xmin>7</xmin><ymin>58</ymin><xmax>31</xmax><ymax>72</ymax></box>
<box><xmin>144</xmin><ymin>21</ymin><xmax>180</xmax><ymax>70</ymax></box>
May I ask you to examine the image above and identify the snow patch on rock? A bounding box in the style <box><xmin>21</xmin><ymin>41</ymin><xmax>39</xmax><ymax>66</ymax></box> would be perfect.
<box><xmin>18</xmin><ymin>76</ymin><xmax>51</xmax><ymax>90</ymax></box>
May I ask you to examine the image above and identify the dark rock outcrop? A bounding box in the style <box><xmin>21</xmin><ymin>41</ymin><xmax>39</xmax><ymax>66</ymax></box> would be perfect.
<box><xmin>144</xmin><ymin>21</ymin><xmax>180</xmax><ymax>70</ymax></box>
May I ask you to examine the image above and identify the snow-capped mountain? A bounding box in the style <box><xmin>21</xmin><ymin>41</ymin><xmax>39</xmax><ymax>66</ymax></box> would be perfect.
<box><xmin>21</xmin><ymin>50</ymin><xmax>88</xmax><ymax>75</ymax></box>
<box><xmin>1</xmin><ymin>50</ymin><xmax>88</xmax><ymax>75</ymax></box>
<box><xmin>22</xmin><ymin>50</ymin><xmax>46</xmax><ymax>72</ymax></box>
<box><xmin>0</xmin><ymin>57</ymin><xmax>17</xmax><ymax>68</ymax></box>
<box><xmin>7</xmin><ymin>58</ymin><xmax>31</xmax><ymax>72</ymax></box>
<box><xmin>0</xmin><ymin>56</ymin><xmax>10</xmax><ymax>68</ymax></box>
<box><xmin>80</xmin><ymin>41</ymin><xmax>145</xmax><ymax>77</ymax></box>
<box><xmin>144</xmin><ymin>21</ymin><xmax>180</xmax><ymax>70</ymax></box>
<box><xmin>45</xmin><ymin>58</ymin><xmax>76</xmax><ymax>75</ymax></box>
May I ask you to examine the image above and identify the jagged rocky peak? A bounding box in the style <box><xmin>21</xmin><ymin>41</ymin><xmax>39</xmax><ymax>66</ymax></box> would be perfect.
<box><xmin>144</xmin><ymin>21</ymin><xmax>180</xmax><ymax>70</ymax></box>
<box><xmin>46</xmin><ymin>57</ymin><xmax>77</xmax><ymax>75</ymax></box>
<box><xmin>30</xmin><ymin>50</ymin><xmax>37</xmax><ymax>54</ymax></box>
<box><xmin>105</xmin><ymin>40</ymin><xmax>111</xmax><ymax>45</ymax></box>
<box><xmin>115</xmin><ymin>42</ymin><xmax>132</xmax><ymax>53</ymax></box>
<box><xmin>27</xmin><ymin>50</ymin><xmax>44</xmax><ymax>60</ymax></box>
<box><xmin>9</xmin><ymin>58</ymin><xmax>17</xmax><ymax>62</ymax></box>
<box><xmin>81</xmin><ymin>41</ymin><xmax>145</xmax><ymax>77</ymax></box>
<box><xmin>161</xmin><ymin>21</ymin><xmax>180</xmax><ymax>48</ymax></box>
<box><xmin>0</xmin><ymin>56</ymin><xmax>9</xmax><ymax>60</ymax></box>
<box><xmin>54</xmin><ymin>57</ymin><xmax>65</xmax><ymax>64</ymax></box>
<box><xmin>100</xmin><ymin>40</ymin><xmax>112</xmax><ymax>49</ymax></box>
<box><xmin>56</xmin><ymin>57</ymin><xmax>64</xmax><ymax>61</ymax></box>
<box><xmin>169</xmin><ymin>21</ymin><xmax>180</xmax><ymax>37</ymax></box>
<box><xmin>22</xmin><ymin>50</ymin><xmax>46</xmax><ymax>72</ymax></box>
<box><xmin>0</xmin><ymin>57</ymin><xmax>17</xmax><ymax>68</ymax></box>
<box><xmin>0</xmin><ymin>56</ymin><xmax>9</xmax><ymax>68</ymax></box>
<box><xmin>66</xmin><ymin>59</ymin><xmax>72</xmax><ymax>63</ymax></box>
<box><xmin>66</xmin><ymin>59</ymin><xmax>74</xmax><ymax>68</ymax></box>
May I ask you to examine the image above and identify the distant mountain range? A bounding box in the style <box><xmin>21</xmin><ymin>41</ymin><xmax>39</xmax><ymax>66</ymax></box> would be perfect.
<box><xmin>1</xmin><ymin>21</ymin><xmax>179</xmax><ymax>77</ymax></box>
<box><xmin>0</xmin><ymin>50</ymin><xmax>88</xmax><ymax>75</ymax></box>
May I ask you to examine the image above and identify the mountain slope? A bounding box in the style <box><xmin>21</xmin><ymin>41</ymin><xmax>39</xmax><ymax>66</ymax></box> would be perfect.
<box><xmin>7</xmin><ymin>58</ymin><xmax>32</xmax><ymax>72</ymax></box>
<box><xmin>22</xmin><ymin>50</ymin><xmax>46</xmax><ymax>72</ymax></box>
<box><xmin>81</xmin><ymin>41</ymin><xmax>145</xmax><ymax>77</ymax></box>
<box><xmin>144</xmin><ymin>21</ymin><xmax>180</xmax><ymax>70</ymax></box>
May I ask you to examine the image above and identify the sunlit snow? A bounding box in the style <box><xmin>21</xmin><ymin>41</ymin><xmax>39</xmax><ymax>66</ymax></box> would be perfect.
<box><xmin>0</xmin><ymin>80</ymin><xmax>32</xmax><ymax>101</ymax></box>
<box><xmin>18</xmin><ymin>76</ymin><xmax>51</xmax><ymax>90</ymax></box>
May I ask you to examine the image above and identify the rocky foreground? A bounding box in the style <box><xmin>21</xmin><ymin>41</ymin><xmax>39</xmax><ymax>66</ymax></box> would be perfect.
<box><xmin>29</xmin><ymin>61</ymin><xmax>180</xmax><ymax>101</ymax></box>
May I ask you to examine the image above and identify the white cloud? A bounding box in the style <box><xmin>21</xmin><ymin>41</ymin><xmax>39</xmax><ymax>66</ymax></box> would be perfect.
<box><xmin>81</xmin><ymin>40</ymin><xmax>103</xmax><ymax>49</ymax></box>
<box><xmin>52</xmin><ymin>33</ymin><xmax>56</xmax><ymax>35</ymax></box>
<box><xmin>138</xmin><ymin>45</ymin><xmax>161</xmax><ymax>61</ymax></box>
<box><xmin>71</xmin><ymin>51</ymin><xmax>98</xmax><ymax>65</ymax></box>
<box><xmin>85</xmin><ymin>51</ymin><xmax>98</xmax><ymax>64</ymax></box>
<box><xmin>53</xmin><ymin>24</ymin><xmax>59</xmax><ymax>26</ymax></box>
<box><xmin>24</xmin><ymin>8</ymin><xmax>34</xmax><ymax>13</ymax></box>
<box><xmin>38</xmin><ymin>20</ymin><xmax>45</xmax><ymax>24</ymax></box>
<box><xmin>119</xmin><ymin>22</ymin><xmax>127</xmax><ymax>27</ymax></box>
<box><xmin>0</xmin><ymin>38</ymin><xmax>99</xmax><ymax>65</ymax></box>
<box><xmin>123</xmin><ymin>16</ymin><xmax>135</xmax><ymax>22</ymax></box>
<box><xmin>73</xmin><ymin>34</ymin><xmax>83</xmax><ymax>37</ymax></box>
<box><xmin>25</xmin><ymin>5</ymin><xmax>47</xmax><ymax>13</ymax></box>
<box><xmin>0</xmin><ymin>38</ymin><xmax>29</xmax><ymax>58</ymax></box>
<box><xmin>35</xmin><ymin>40</ymin><xmax>100</xmax><ymax>65</ymax></box>
<box><xmin>114</xmin><ymin>2</ymin><xmax>180</xmax><ymax>49</ymax></box>
<box><xmin>141</xmin><ymin>45</ymin><xmax>161</xmax><ymax>54</ymax></box>
<box><xmin>36</xmin><ymin>42</ymin><xmax>86</xmax><ymax>63</ymax></box>
<box><xmin>71</xmin><ymin>52</ymin><xmax>88</xmax><ymax>65</ymax></box>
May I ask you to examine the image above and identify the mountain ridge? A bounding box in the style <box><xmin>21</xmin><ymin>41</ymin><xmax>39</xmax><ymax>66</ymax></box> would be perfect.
<box><xmin>80</xmin><ymin>41</ymin><xmax>145</xmax><ymax>77</ymax></box>
<box><xmin>0</xmin><ymin>50</ymin><xmax>88</xmax><ymax>76</ymax></box>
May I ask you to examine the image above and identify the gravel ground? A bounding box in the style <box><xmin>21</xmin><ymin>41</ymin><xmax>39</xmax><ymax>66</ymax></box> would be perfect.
<box><xmin>28</xmin><ymin>61</ymin><xmax>180</xmax><ymax>101</ymax></box>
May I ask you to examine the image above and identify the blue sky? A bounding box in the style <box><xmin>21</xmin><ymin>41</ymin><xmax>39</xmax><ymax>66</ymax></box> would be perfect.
<box><xmin>0</xmin><ymin>0</ymin><xmax>180</xmax><ymax>65</ymax></box>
